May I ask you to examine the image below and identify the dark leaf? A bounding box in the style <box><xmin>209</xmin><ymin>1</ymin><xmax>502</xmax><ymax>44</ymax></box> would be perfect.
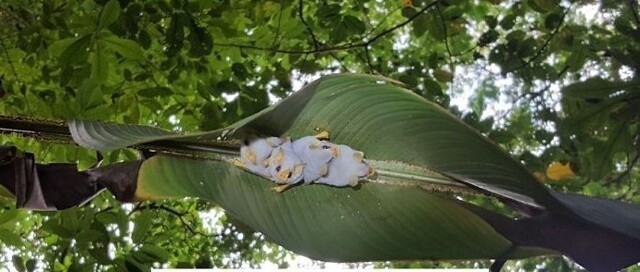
<box><xmin>165</xmin><ymin>13</ymin><xmax>185</xmax><ymax>57</ymax></box>
<box><xmin>563</xmin><ymin>77</ymin><xmax>640</xmax><ymax>99</ymax></box>
<box><xmin>101</xmin><ymin>36</ymin><xmax>145</xmax><ymax>60</ymax></box>
<box><xmin>187</xmin><ymin>17</ymin><xmax>213</xmax><ymax>57</ymax></box>
<box><xmin>98</xmin><ymin>0</ymin><xmax>121</xmax><ymax>29</ymax></box>
<box><xmin>499</xmin><ymin>14</ymin><xmax>516</xmax><ymax>30</ymax></box>
<box><xmin>58</xmin><ymin>35</ymin><xmax>92</xmax><ymax>65</ymax></box>
<box><xmin>138</xmin><ymin>30</ymin><xmax>152</xmax><ymax>50</ymax></box>
<box><xmin>12</xmin><ymin>256</ymin><xmax>26</xmax><ymax>272</ymax></box>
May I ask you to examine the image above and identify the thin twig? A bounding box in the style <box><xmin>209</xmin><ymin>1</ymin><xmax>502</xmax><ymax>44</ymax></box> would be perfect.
<box><xmin>298</xmin><ymin>0</ymin><xmax>350</xmax><ymax>72</ymax></box>
<box><xmin>435</xmin><ymin>2</ymin><xmax>453</xmax><ymax>69</ymax></box>
<box><xmin>298</xmin><ymin>0</ymin><xmax>320</xmax><ymax>50</ymax></box>
<box><xmin>496</xmin><ymin>64</ymin><xmax>568</xmax><ymax>123</ymax></box>
<box><xmin>0</xmin><ymin>35</ymin><xmax>29</xmax><ymax>112</ymax></box>
<box><xmin>629</xmin><ymin>0</ymin><xmax>640</xmax><ymax>27</ymax></box>
<box><xmin>128</xmin><ymin>202</ymin><xmax>144</xmax><ymax>216</ymax></box>
<box><xmin>364</xmin><ymin>6</ymin><xmax>402</xmax><ymax>38</ymax></box>
<box><xmin>270</xmin><ymin>0</ymin><xmax>285</xmax><ymax>48</ymax></box>
<box><xmin>95</xmin><ymin>206</ymin><xmax>114</xmax><ymax>216</ymax></box>
<box><xmin>298</xmin><ymin>53</ymin><xmax>311</xmax><ymax>77</ymax></box>
<box><xmin>0</xmin><ymin>35</ymin><xmax>22</xmax><ymax>86</ymax></box>
<box><xmin>213</xmin><ymin>42</ymin><xmax>353</xmax><ymax>55</ymax></box>
<box><xmin>328</xmin><ymin>52</ymin><xmax>350</xmax><ymax>72</ymax></box>
<box><xmin>366</xmin><ymin>1</ymin><xmax>438</xmax><ymax>45</ymax></box>
<box><xmin>141</xmin><ymin>62</ymin><xmax>163</xmax><ymax>87</ymax></box>
<box><xmin>508</xmin><ymin>7</ymin><xmax>571</xmax><ymax>73</ymax></box>
<box><xmin>451</xmin><ymin>45</ymin><xmax>477</xmax><ymax>57</ymax></box>
<box><xmin>134</xmin><ymin>203</ymin><xmax>221</xmax><ymax>238</ymax></box>
<box><xmin>364</xmin><ymin>46</ymin><xmax>374</xmax><ymax>74</ymax></box>
<box><xmin>495</xmin><ymin>77</ymin><xmax>557</xmax><ymax>123</ymax></box>
<box><xmin>609</xmin><ymin>152</ymin><xmax>640</xmax><ymax>186</ymax></box>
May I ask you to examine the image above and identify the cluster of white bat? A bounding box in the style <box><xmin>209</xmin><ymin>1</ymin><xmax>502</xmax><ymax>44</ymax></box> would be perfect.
<box><xmin>234</xmin><ymin>132</ymin><xmax>374</xmax><ymax>192</ymax></box>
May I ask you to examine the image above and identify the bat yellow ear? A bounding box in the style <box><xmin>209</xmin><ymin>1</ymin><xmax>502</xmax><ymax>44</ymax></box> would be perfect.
<box><xmin>353</xmin><ymin>151</ymin><xmax>364</xmax><ymax>161</ymax></box>
<box><xmin>232</xmin><ymin>159</ymin><xmax>246</xmax><ymax>169</ymax></box>
<box><xmin>294</xmin><ymin>164</ymin><xmax>304</xmax><ymax>176</ymax></box>
<box><xmin>349</xmin><ymin>176</ymin><xmax>359</xmax><ymax>187</ymax></box>
<box><xmin>314</xmin><ymin>131</ymin><xmax>330</xmax><ymax>140</ymax></box>
<box><xmin>272</xmin><ymin>184</ymin><xmax>292</xmax><ymax>193</ymax></box>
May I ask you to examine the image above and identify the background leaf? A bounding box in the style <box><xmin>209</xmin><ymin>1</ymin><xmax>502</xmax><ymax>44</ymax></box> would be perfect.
<box><xmin>132</xmin><ymin>211</ymin><xmax>153</xmax><ymax>244</ymax></box>
<box><xmin>563</xmin><ymin>77</ymin><xmax>640</xmax><ymax>99</ymax></box>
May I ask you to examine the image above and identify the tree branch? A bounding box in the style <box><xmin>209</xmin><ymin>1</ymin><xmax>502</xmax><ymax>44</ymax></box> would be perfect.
<box><xmin>435</xmin><ymin>2</ymin><xmax>453</xmax><ymax>68</ymax></box>
<box><xmin>212</xmin><ymin>1</ymin><xmax>438</xmax><ymax>56</ymax></box>
<box><xmin>365</xmin><ymin>1</ymin><xmax>437</xmax><ymax>45</ymax></box>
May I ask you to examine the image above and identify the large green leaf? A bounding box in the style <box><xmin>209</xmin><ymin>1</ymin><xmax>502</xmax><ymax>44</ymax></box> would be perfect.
<box><xmin>69</xmin><ymin>74</ymin><xmax>561</xmax><ymax>260</ymax></box>
<box><xmin>69</xmin><ymin>74</ymin><xmax>640</xmax><ymax>268</ymax></box>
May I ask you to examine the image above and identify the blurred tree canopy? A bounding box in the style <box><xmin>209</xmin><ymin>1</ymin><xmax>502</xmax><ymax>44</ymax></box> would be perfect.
<box><xmin>0</xmin><ymin>0</ymin><xmax>639</xmax><ymax>270</ymax></box>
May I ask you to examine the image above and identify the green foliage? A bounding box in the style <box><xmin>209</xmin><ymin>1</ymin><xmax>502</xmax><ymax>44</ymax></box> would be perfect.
<box><xmin>1</xmin><ymin>0</ymin><xmax>639</xmax><ymax>270</ymax></box>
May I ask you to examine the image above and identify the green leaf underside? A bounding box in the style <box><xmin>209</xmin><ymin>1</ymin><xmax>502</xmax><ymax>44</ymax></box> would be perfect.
<box><xmin>137</xmin><ymin>155</ymin><xmax>552</xmax><ymax>261</ymax></box>
<box><xmin>74</xmin><ymin>74</ymin><xmax>640</xmax><ymax>260</ymax></box>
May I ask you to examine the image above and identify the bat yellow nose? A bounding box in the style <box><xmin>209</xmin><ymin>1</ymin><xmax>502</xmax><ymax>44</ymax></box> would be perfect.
<box><xmin>247</xmin><ymin>151</ymin><xmax>257</xmax><ymax>164</ymax></box>
<box><xmin>278</xmin><ymin>170</ymin><xmax>290</xmax><ymax>182</ymax></box>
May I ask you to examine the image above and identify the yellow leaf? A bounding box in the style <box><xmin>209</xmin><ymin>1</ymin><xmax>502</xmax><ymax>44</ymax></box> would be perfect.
<box><xmin>546</xmin><ymin>161</ymin><xmax>575</xmax><ymax>181</ymax></box>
